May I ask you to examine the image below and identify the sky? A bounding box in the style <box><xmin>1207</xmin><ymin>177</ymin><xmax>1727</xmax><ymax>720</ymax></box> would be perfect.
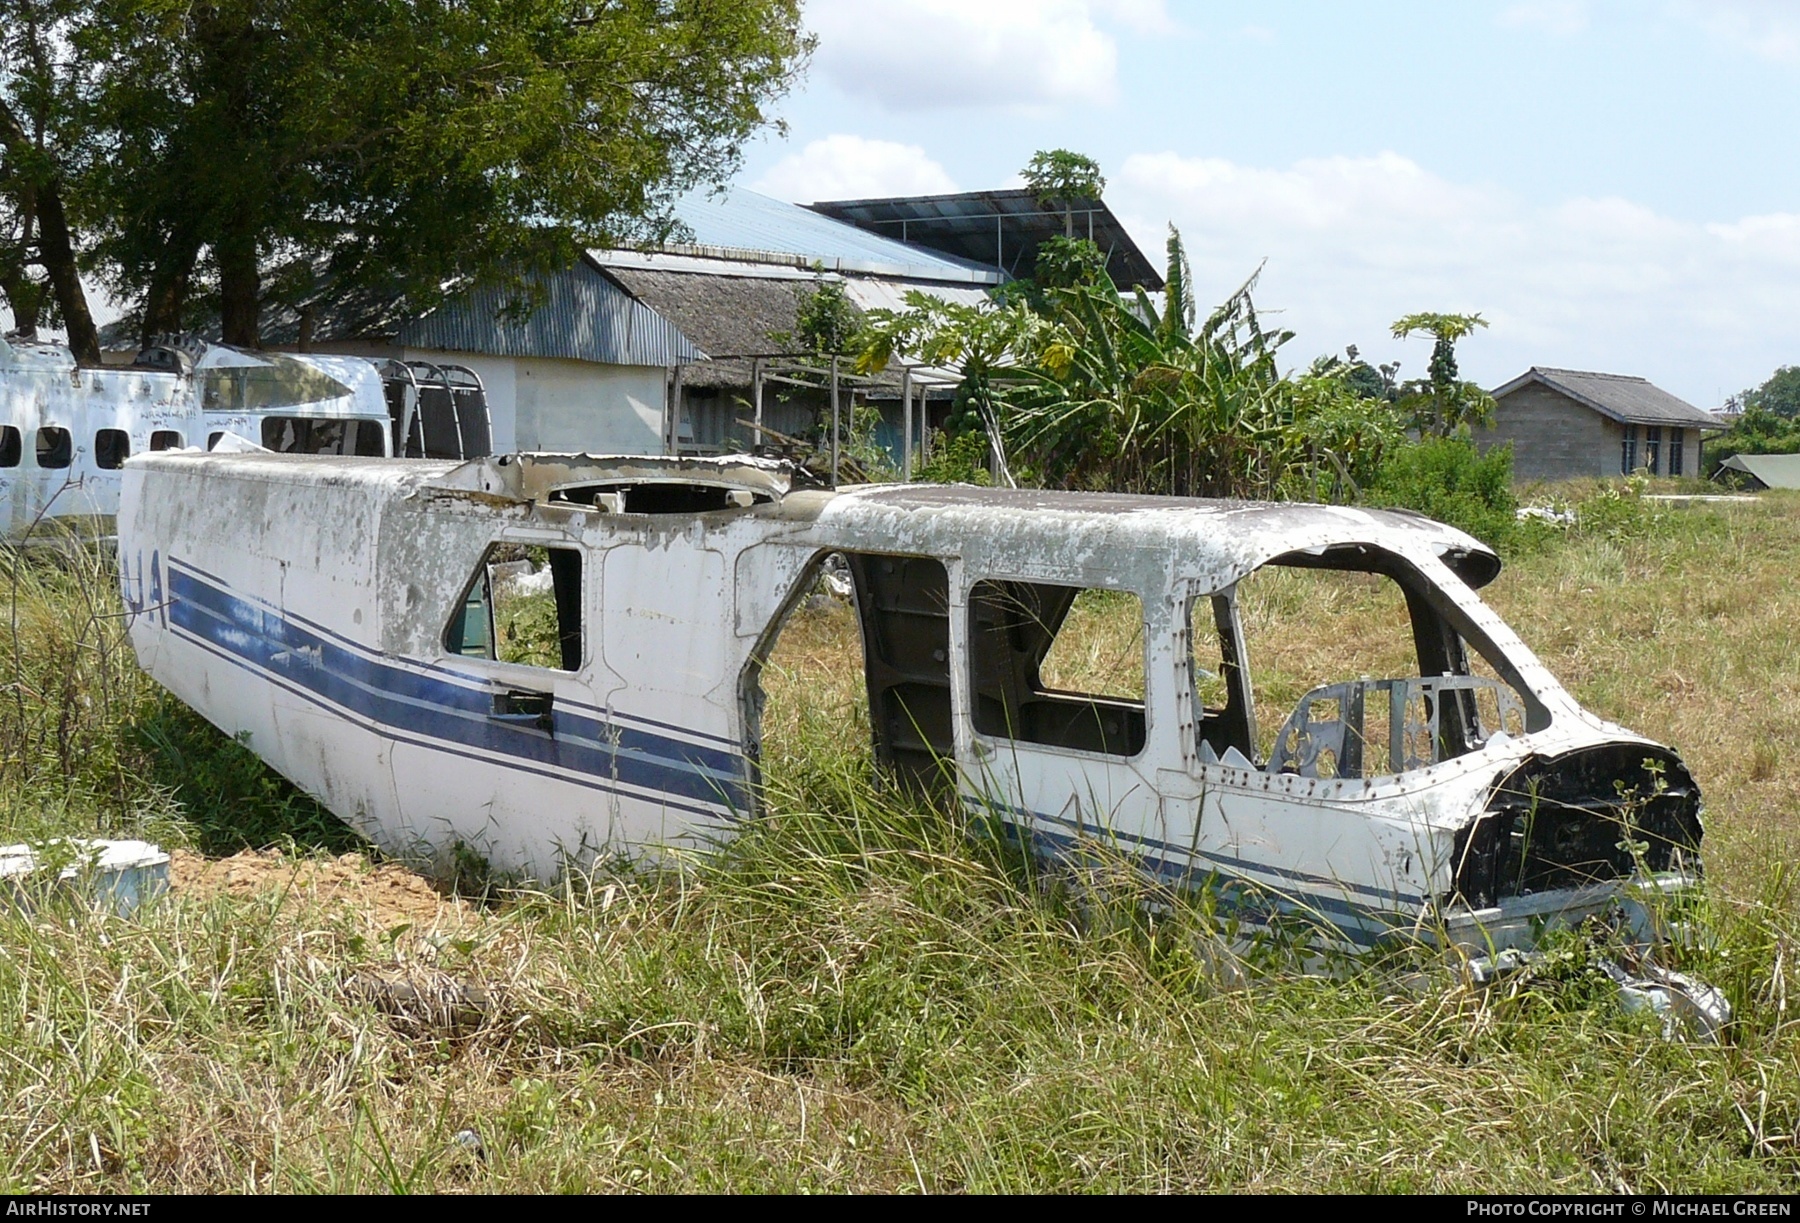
<box><xmin>732</xmin><ymin>0</ymin><xmax>1800</xmax><ymax>407</ymax></box>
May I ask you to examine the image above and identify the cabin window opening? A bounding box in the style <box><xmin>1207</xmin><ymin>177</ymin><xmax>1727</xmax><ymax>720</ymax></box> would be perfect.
<box><xmin>1187</xmin><ymin>588</ymin><xmax>1256</xmax><ymax>766</ymax></box>
<box><xmin>1226</xmin><ymin>546</ymin><xmax>1542</xmax><ymax>781</ymax></box>
<box><xmin>149</xmin><ymin>430</ymin><xmax>184</xmax><ymax>451</ymax></box>
<box><xmin>35</xmin><ymin>427</ymin><xmax>71</xmax><ymax>469</ymax></box>
<box><xmin>968</xmin><ymin>579</ymin><xmax>1147</xmax><ymax>759</ymax></box>
<box><xmin>206</xmin><ymin>432</ymin><xmax>225</xmax><ymax>450</ymax></box>
<box><xmin>746</xmin><ymin>552</ymin><xmax>954</xmax><ymax>800</ymax></box>
<box><xmin>445</xmin><ymin>542</ymin><xmax>583</xmax><ymax>671</ymax></box>
<box><xmin>548</xmin><ymin>481</ymin><xmax>770</xmax><ymax>514</ymax></box>
<box><xmin>261</xmin><ymin>416</ymin><xmax>385</xmax><ymax>456</ymax></box>
<box><xmin>95</xmin><ymin>429</ymin><xmax>130</xmax><ymax>470</ymax></box>
<box><xmin>0</xmin><ymin>426</ymin><xmax>19</xmax><ymax>468</ymax></box>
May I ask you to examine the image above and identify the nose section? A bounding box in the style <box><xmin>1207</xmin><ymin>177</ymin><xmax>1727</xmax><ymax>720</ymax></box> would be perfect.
<box><xmin>1452</xmin><ymin>743</ymin><xmax>1702</xmax><ymax>909</ymax></box>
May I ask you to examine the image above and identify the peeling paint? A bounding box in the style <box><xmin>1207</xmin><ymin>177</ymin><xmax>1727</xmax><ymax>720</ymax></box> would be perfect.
<box><xmin>118</xmin><ymin>451</ymin><xmax>1707</xmax><ymax>966</ymax></box>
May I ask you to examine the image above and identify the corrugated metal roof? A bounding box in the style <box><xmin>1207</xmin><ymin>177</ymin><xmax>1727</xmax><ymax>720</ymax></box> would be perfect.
<box><xmin>1718</xmin><ymin>453</ymin><xmax>1800</xmax><ymax>489</ymax></box>
<box><xmin>808</xmin><ymin>188</ymin><xmax>1164</xmax><ymax>290</ymax></box>
<box><xmin>398</xmin><ymin>259</ymin><xmax>702</xmax><ymax>367</ymax></box>
<box><xmin>1492</xmin><ymin>367</ymin><xmax>1720</xmax><ymax>428</ymax></box>
<box><xmin>669</xmin><ymin>187</ymin><xmax>1001</xmax><ymax>285</ymax></box>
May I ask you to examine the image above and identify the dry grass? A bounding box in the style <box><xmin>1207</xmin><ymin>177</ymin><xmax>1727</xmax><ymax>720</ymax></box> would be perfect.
<box><xmin>3</xmin><ymin>489</ymin><xmax>1800</xmax><ymax>1191</ymax></box>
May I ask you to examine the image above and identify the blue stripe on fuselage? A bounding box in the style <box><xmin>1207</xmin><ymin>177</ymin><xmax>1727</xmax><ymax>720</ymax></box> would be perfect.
<box><xmin>164</xmin><ymin>561</ymin><xmax>749</xmax><ymax>813</ymax></box>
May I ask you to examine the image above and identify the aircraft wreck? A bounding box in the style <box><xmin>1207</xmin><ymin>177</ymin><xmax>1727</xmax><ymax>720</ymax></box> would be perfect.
<box><xmin>0</xmin><ymin>334</ymin><xmax>489</xmax><ymax>538</ymax></box>
<box><xmin>118</xmin><ymin>450</ymin><xmax>1709</xmax><ymax>968</ymax></box>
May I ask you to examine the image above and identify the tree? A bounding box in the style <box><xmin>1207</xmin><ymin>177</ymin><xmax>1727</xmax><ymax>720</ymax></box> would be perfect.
<box><xmin>1731</xmin><ymin>365</ymin><xmax>1800</xmax><ymax>419</ymax></box>
<box><xmin>1390</xmin><ymin>312</ymin><xmax>1495</xmax><ymax>437</ymax></box>
<box><xmin>1021</xmin><ymin>148</ymin><xmax>1104</xmax><ymax>238</ymax></box>
<box><xmin>76</xmin><ymin>0</ymin><xmax>812</xmax><ymax>348</ymax></box>
<box><xmin>0</xmin><ymin>0</ymin><xmax>100</xmax><ymax>361</ymax></box>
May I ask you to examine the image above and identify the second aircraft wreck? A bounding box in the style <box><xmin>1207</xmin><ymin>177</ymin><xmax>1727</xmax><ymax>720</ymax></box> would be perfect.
<box><xmin>119</xmin><ymin>451</ymin><xmax>1706</xmax><ymax>962</ymax></box>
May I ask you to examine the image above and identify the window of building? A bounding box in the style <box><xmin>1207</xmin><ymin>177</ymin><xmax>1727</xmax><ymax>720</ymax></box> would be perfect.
<box><xmin>968</xmin><ymin>579</ymin><xmax>1146</xmax><ymax>758</ymax></box>
<box><xmin>35</xmin><ymin>427</ymin><xmax>71</xmax><ymax>469</ymax></box>
<box><xmin>0</xmin><ymin>426</ymin><xmax>19</xmax><ymax>468</ymax></box>
<box><xmin>1620</xmin><ymin>425</ymin><xmax>1638</xmax><ymax>474</ymax></box>
<box><xmin>95</xmin><ymin>429</ymin><xmax>130</xmax><ymax>470</ymax></box>
<box><xmin>1668</xmin><ymin>430</ymin><xmax>1685</xmax><ymax>477</ymax></box>
<box><xmin>261</xmin><ymin>416</ymin><xmax>385</xmax><ymax>456</ymax></box>
<box><xmin>149</xmin><ymin>430</ymin><xmax>184</xmax><ymax>451</ymax></box>
<box><xmin>1644</xmin><ymin>426</ymin><xmax>1662</xmax><ymax>475</ymax></box>
<box><xmin>445</xmin><ymin>543</ymin><xmax>584</xmax><ymax>672</ymax></box>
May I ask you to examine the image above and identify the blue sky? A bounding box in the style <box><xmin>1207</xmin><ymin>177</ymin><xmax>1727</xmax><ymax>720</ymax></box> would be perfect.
<box><xmin>735</xmin><ymin>1</ymin><xmax>1800</xmax><ymax>407</ymax></box>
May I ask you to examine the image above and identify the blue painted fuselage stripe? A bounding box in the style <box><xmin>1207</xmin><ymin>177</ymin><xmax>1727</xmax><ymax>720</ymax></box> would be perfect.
<box><xmin>165</xmin><ymin>563</ymin><xmax>749</xmax><ymax>812</ymax></box>
<box><xmin>966</xmin><ymin>796</ymin><xmax>1422</xmax><ymax>944</ymax></box>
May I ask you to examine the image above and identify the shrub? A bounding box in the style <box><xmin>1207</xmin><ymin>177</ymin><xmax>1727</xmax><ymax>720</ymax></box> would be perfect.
<box><xmin>1367</xmin><ymin>436</ymin><xmax>1518</xmax><ymax>549</ymax></box>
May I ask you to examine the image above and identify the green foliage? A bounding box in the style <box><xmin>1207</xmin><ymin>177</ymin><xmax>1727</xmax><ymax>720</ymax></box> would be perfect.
<box><xmin>1368</xmin><ymin>435</ymin><xmax>1519</xmax><ymax>549</ymax></box>
<box><xmin>1029</xmin><ymin>235</ymin><xmax>1107</xmax><ymax>293</ymax></box>
<box><xmin>1021</xmin><ymin>149</ymin><xmax>1105</xmax><ymax>208</ymax></box>
<box><xmin>1699</xmin><ymin>403</ymin><xmax>1800</xmax><ymax>475</ymax></box>
<box><xmin>54</xmin><ymin>0</ymin><xmax>813</xmax><ymax>345</ymax></box>
<box><xmin>1391</xmin><ymin>312</ymin><xmax>1495</xmax><ymax>437</ymax></box>
<box><xmin>786</xmin><ymin>279</ymin><xmax>863</xmax><ymax>357</ymax></box>
<box><xmin>1732</xmin><ymin>365</ymin><xmax>1800</xmax><ymax>420</ymax></box>
<box><xmin>913</xmin><ymin>429</ymin><xmax>993</xmax><ymax>486</ymax></box>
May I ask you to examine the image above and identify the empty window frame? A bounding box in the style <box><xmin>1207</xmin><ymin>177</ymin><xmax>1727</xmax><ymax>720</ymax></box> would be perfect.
<box><xmin>261</xmin><ymin>416</ymin><xmax>386</xmax><ymax>456</ymax></box>
<box><xmin>35</xmin><ymin>427</ymin><xmax>71</xmax><ymax>469</ymax></box>
<box><xmin>0</xmin><ymin>426</ymin><xmax>18</xmax><ymax>468</ymax></box>
<box><xmin>1219</xmin><ymin>546</ymin><xmax>1544</xmax><ymax>781</ymax></box>
<box><xmin>1644</xmin><ymin>425</ymin><xmax>1662</xmax><ymax>475</ymax></box>
<box><xmin>1187</xmin><ymin>589</ymin><xmax>1256</xmax><ymax>766</ymax></box>
<box><xmin>95</xmin><ymin>428</ymin><xmax>130</xmax><ymax>470</ymax></box>
<box><xmin>445</xmin><ymin>543</ymin><xmax>584</xmax><ymax>671</ymax></box>
<box><xmin>968</xmin><ymin>579</ymin><xmax>1147</xmax><ymax>758</ymax></box>
<box><xmin>1620</xmin><ymin>425</ymin><xmax>1638</xmax><ymax>475</ymax></box>
<box><xmin>1667</xmin><ymin>430</ymin><xmax>1685</xmax><ymax>477</ymax></box>
<box><xmin>149</xmin><ymin>430</ymin><xmax>184</xmax><ymax>451</ymax></box>
<box><xmin>206</xmin><ymin>432</ymin><xmax>225</xmax><ymax>451</ymax></box>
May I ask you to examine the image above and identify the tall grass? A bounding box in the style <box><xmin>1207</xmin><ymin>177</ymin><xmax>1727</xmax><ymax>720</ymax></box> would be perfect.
<box><xmin>0</xmin><ymin>491</ymin><xmax>1799</xmax><ymax>1191</ymax></box>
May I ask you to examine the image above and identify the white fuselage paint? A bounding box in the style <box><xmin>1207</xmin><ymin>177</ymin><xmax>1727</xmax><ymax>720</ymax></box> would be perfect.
<box><xmin>117</xmin><ymin>452</ymin><xmax>1698</xmax><ymax>955</ymax></box>
<box><xmin>0</xmin><ymin>337</ymin><xmax>393</xmax><ymax>539</ymax></box>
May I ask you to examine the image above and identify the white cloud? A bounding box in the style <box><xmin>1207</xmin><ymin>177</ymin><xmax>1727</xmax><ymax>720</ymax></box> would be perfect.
<box><xmin>805</xmin><ymin>0</ymin><xmax>1121</xmax><ymax>109</ymax></box>
<box><xmin>750</xmin><ymin>134</ymin><xmax>959</xmax><ymax>202</ymax></box>
<box><xmin>1497</xmin><ymin>2</ymin><xmax>1590</xmax><ymax>37</ymax></box>
<box><xmin>1115</xmin><ymin>150</ymin><xmax>1800</xmax><ymax>406</ymax></box>
<box><xmin>1670</xmin><ymin>0</ymin><xmax>1800</xmax><ymax>62</ymax></box>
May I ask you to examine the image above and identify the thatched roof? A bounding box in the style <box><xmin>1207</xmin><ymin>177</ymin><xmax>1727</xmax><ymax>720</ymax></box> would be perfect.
<box><xmin>602</xmin><ymin>266</ymin><xmax>804</xmax><ymax>387</ymax></box>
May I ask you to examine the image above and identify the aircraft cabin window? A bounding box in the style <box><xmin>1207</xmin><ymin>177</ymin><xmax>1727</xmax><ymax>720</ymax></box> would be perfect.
<box><xmin>95</xmin><ymin>429</ymin><xmax>130</xmax><ymax>470</ymax></box>
<box><xmin>1228</xmin><ymin>547</ymin><xmax>1538</xmax><ymax>781</ymax></box>
<box><xmin>445</xmin><ymin>543</ymin><xmax>583</xmax><ymax>672</ymax></box>
<box><xmin>149</xmin><ymin>430</ymin><xmax>184</xmax><ymax>451</ymax></box>
<box><xmin>261</xmin><ymin>416</ymin><xmax>385</xmax><ymax>456</ymax></box>
<box><xmin>968</xmin><ymin>579</ymin><xmax>1147</xmax><ymax>758</ymax></box>
<box><xmin>35</xmin><ymin>427</ymin><xmax>71</xmax><ymax>469</ymax></box>
<box><xmin>0</xmin><ymin>426</ymin><xmax>19</xmax><ymax>468</ymax></box>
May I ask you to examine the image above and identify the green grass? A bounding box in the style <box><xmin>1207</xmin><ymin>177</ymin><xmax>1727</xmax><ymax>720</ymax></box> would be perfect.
<box><xmin>1</xmin><ymin>488</ymin><xmax>1799</xmax><ymax>1192</ymax></box>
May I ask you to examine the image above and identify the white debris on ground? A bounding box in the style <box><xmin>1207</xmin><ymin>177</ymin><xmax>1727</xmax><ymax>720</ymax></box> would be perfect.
<box><xmin>1517</xmin><ymin>505</ymin><xmax>1577</xmax><ymax>526</ymax></box>
<box><xmin>0</xmin><ymin>838</ymin><xmax>170</xmax><ymax>915</ymax></box>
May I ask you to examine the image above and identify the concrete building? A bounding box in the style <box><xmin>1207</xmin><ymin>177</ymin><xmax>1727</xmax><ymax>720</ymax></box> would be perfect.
<box><xmin>1485</xmin><ymin>367</ymin><xmax>1720</xmax><ymax>481</ymax></box>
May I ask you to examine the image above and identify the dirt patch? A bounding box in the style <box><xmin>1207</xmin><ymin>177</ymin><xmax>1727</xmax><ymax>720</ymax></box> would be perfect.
<box><xmin>169</xmin><ymin>849</ymin><xmax>478</xmax><ymax>935</ymax></box>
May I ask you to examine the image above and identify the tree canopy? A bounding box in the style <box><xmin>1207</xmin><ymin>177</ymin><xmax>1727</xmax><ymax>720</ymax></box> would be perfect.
<box><xmin>0</xmin><ymin>0</ymin><xmax>812</xmax><ymax>357</ymax></box>
<box><xmin>1021</xmin><ymin>148</ymin><xmax>1105</xmax><ymax>239</ymax></box>
<box><xmin>1390</xmin><ymin>312</ymin><xmax>1495</xmax><ymax>437</ymax></box>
